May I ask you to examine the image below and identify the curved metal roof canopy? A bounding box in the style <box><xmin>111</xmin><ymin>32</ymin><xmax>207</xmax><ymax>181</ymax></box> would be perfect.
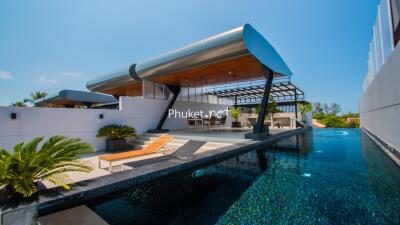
<box><xmin>86</xmin><ymin>65</ymin><xmax>142</xmax><ymax>96</ymax></box>
<box><xmin>86</xmin><ymin>23</ymin><xmax>292</xmax><ymax>95</ymax></box>
<box><xmin>34</xmin><ymin>90</ymin><xmax>117</xmax><ymax>107</ymax></box>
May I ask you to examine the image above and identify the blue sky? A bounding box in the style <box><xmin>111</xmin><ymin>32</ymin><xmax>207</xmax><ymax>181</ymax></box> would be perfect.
<box><xmin>0</xmin><ymin>0</ymin><xmax>380</xmax><ymax>112</ymax></box>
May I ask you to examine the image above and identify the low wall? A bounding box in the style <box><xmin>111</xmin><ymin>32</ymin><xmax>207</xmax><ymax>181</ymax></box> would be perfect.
<box><xmin>0</xmin><ymin>106</ymin><xmax>123</xmax><ymax>151</ymax></box>
<box><xmin>360</xmin><ymin>43</ymin><xmax>400</xmax><ymax>153</ymax></box>
<box><xmin>0</xmin><ymin>97</ymin><xmax>232</xmax><ymax>151</ymax></box>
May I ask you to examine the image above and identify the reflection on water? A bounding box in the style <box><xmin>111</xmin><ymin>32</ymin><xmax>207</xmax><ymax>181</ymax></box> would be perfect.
<box><xmin>90</xmin><ymin>129</ymin><xmax>400</xmax><ymax>225</ymax></box>
<box><xmin>361</xmin><ymin>132</ymin><xmax>400</xmax><ymax>216</ymax></box>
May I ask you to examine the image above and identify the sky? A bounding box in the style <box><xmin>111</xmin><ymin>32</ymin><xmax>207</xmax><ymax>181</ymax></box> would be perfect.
<box><xmin>0</xmin><ymin>0</ymin><xmax>380</xmax><ymax>113</ymax></box>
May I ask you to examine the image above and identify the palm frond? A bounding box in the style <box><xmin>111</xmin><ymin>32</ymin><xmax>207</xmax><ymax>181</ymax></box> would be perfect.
<box><xmin>0</xmin><ymin>136</ymin><xmax>95</xmax><ymax>197</ymax></box>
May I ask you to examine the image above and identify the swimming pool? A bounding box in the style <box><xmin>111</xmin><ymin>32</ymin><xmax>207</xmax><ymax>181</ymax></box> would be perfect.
<box><xmin>89</xmin><ymin>129</ymin><xmax>400</xmax><ymax>224</ymax></box>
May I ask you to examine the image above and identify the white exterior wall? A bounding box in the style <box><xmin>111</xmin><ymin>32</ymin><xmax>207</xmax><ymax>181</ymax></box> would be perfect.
<box><xmin>0</xmin><ymin>97</ymin><xmax>232</xmax><ymax>151</ymax></box>
<box><xmin>0</xmin><ymin>107</ymin><xmax>123</xmax><ymax>151</ymax></box>
<box><xmin>360</xmin><ymin>43</ymin><xmax>400</xmax><ymax>151</ymax></box>
<box><xmin>363</xmin><ymin>0</ymin><xmax>394</xmax><ymax>91</ymax></box>
<box><xmin>119</xmin><ymin>97</ymin><xmax>169</xmax><ymax>134</ymax></box>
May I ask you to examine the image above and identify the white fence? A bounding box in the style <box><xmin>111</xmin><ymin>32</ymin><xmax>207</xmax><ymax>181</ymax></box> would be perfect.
<box><xmin>0</xmin><ymin>97</ymin><xmax>231</xmax><ymax>151</ymax></box>
<box><xmin>363</xmin><ymin>0</ymin><xmax>395</xmax><ymax>92</ymax></box>
<box><xmin>360</xmin><ymin>43</ymin><xmax>400</xmax><ymax>151</ymax></box>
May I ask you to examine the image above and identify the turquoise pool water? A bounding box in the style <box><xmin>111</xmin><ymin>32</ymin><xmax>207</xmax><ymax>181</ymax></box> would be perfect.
<box><xmin>90</xmin><ymin>129</ymin><xmax>400</xmax><ymax>224</ymax></box>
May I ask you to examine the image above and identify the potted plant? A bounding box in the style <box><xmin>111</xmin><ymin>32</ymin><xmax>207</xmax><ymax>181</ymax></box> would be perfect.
<box><xmin>0</xmin><ymin>136</ymin><xmax>94</xmax><ymax>197</ymax></box>
<box><xmin>298</xmin><ymin>103</ymin><xmax>312</xmax><ymax>123</ymax></box>
<box><xmin>97</xmin><ymin>124</ymin><xmax>136</xmax><ymax>152</ymax></box>
<box><xmin>230</xmin><ymin>107</ymin><xmax>242</xmax><ymax>128</ymax></box>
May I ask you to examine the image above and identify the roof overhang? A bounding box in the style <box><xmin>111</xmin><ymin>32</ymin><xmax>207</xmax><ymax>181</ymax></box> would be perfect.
<box><xmin>134</xmin><ymin>24</ymin><xmax>292</xmax><ymax>83</ymax></box>
<box><xmin>86</xmin><ymin>23</ymin><xmax>292</xmax><ymax>95</ymax></box>
<box><xmin>34</xmin><ymin>90</ymin><xmax>118</xmax><ymax>107</ymax></box>
<box><xmin>86</xmin><ymin>66</ymin><xmax>142</xmax><ymax>96</ymax></box>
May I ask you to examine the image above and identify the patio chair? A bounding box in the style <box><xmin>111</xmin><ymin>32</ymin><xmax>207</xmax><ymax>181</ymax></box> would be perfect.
<box><xmin>98</xmin><ymin>135</ymin><xmax>173</xmax><ymax>172</ymax></box>
<box><xmin>215</xmin><ymin>115</ymin><xmax>227</xmax><ymax>131</ymax></box>
<box><xmin>203</xmin><ymin>116</ymin><xmax>217</xmax><ymax>131</ymax></box>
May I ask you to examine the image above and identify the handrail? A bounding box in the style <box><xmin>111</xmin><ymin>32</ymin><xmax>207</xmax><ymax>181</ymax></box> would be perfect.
<box><xmin>295</xmin><ymin>119</ymin><xmax>308</xmax><ymax>128</ymax></box>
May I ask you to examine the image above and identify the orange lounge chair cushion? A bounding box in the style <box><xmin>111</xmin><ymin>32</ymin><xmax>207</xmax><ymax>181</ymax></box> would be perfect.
<box><xmin>99</xmin><ymin>135</ymin><xmax>173</xmax><ymax>162</ymax></box>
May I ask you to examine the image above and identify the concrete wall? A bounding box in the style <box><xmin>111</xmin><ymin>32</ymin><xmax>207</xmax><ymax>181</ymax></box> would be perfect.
<box><xmin>119</xmin><ymin>97</ymin><xmax>169</xmax><ymax>134</ymax></box>
<box><xmin>360</xmin><ymin>43</ymin><xmax>400</xmax><ymax>151</ymax></box>
<box><xmin>0</xmin><ymin>97</ymin><xmax>231</xmax><ymax>151</ymax></box>
<box><xmin>0</xmin><ymin>106</ymin><xmax>124</xmax><ymax>151</ymax></box>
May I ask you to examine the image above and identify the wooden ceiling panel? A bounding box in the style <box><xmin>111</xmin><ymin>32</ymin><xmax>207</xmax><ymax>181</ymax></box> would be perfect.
<box><xmin>101</xmin><ymin>82</ymin><xmax>142</xmax><ymax>97</ymax></box>
<box><xmin>150</xmin><ymin>55</ymin><xmax>268</xmax><ymax>87</ymax></box>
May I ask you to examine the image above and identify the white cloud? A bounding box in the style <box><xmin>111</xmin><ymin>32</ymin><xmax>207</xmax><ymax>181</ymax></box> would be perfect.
<box><xmin>0</xmin><ymin>71</ymin><xmax>13</xmax><ymax>79</ymax></box>
<box><xmin>63</xmin><ymin>72</ymin><xmax>81</xmax><ymax>77</ymax></box>
<box><xmin>39</xmin><ymin>76</ymin><xmax>57</xmax><ymax>84</ymax></box>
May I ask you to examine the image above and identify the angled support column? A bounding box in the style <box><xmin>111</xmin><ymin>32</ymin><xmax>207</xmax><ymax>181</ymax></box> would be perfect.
<box><xmin>245</xmin><ymin>67</ymin><xmax>274</xmax><ymax>139</ymax></box>
<box><xmin>234</xmin><ymin>96</ymin><xmax>238</xmax><ymax>108</ymax></box>
<box><xmin>148</xmin><ymin>85</ymin><xmax>181</xmax><ymax>133</ymax></box>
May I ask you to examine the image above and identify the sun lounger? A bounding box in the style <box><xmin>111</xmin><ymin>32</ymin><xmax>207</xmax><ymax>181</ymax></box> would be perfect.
<box><xmin>99</xmin><ymin>135</ymin><xmax>173</xmax><ymax>172</ymax></box>
<box><xmin>124</xmin><ymin>140</ymin><xmax>206</xmax><ymax>168</ymax></box>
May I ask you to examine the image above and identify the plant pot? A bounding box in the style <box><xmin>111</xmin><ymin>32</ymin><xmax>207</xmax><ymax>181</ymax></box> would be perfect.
<box><xmin>232</xmin><ymin>121</ymin><xmax>242</xmax><ymax>128</ymax></box>
<box><xmin>106</xmin><ymin>138</ymin><xmax>127</xmax><ymax>152</ymax></box>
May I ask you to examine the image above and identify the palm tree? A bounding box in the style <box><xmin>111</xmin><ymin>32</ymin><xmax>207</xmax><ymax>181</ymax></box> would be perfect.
<box><xmin>9</xmin><ymin>101</ymin><xmax>27</xmax><ymax>107</ymax></box>
<box><xmin>255</xmin><ymin>99</ymin><xmax>281</xmax><ymax>118</ymax></box>
<box><xmin>0</xmin><ymin>136</ymin><xmax>94</xmax><ymax>197</ymax></box>
<box><xmin>23</xmin><ymin>91</ymin><xmax>48</xmax><ymax>104</ymax></box>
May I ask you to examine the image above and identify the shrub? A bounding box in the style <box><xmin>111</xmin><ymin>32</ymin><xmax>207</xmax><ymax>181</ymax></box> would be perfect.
<box><xmin>97</xmin><ymin>124</ymin><xmax>136</xmax><ymax>139</ymax></box>
<box><xmin>0</xmin><ymin>136</ymin><xmax>94</xmax><ymax>197</ymax></box>
<box><xmin>321</xmin><ymin>115</ymin><xmax>347</xmax><ymax>128</ymax></box>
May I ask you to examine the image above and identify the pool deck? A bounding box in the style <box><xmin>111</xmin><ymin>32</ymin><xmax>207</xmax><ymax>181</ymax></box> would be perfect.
<box><xmin>0</xmin><ymin>128</ymin><xmax>308</xmax><ymax>225</ymax></box>
<box><xmin>40</xmin><ymin>128</ymin><xmax>290</xmax><ymax>189</ymax></box>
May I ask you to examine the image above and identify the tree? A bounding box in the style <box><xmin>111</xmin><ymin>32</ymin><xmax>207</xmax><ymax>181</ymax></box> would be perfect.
<box><xmin>313</xmin><ymin>102</ymin><xmax>324</xmax><ymax>114</ymax></box>
<box><xmin>342</xmin><ymin>112</ymin><xmax>359</xmax><ymax>118</ymax></box>
<box><xmin>321</xmin><ymin>114</ymin><xmax>346</xmax><ymax>128</ymax></box>
<box><xmin>329</xmin><ymin>103</ymin><xmax>341</xmax><ymax>115</ymax></box>
<box><xmin>255</xmin><ymin>99</ymin><xmax>281</xmax><ymax>118</ymax></box>
<box><xmin>10</xmin><ymin>101</ymin><xmax>27</xmax><ymax>107</ymax></box>
<box><xmin>323</xmin><ymin>103</ymin><xmax>330</xmax><ymax>114</ymax></box>
<box><xmin>298</xmin><ymin>103</ymin><xmax>312</xmax><ymax>114</ymax></box>
<box><xmin>23</xmin><ymin>91</ymin><xmax>48</xmax><ymax>105</ymax></box>
<box><xmin>0</xmin><ymin>136</ymin><xmax>94</xmax><ymax>197</ymax></box>
<box><xmin>267</xmin><ymin>99</ymin><xmax>281</xmax><ymax>116</ymax></box>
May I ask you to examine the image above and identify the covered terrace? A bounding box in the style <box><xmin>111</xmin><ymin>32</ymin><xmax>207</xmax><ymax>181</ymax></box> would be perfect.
<box><xmin>205</xmin><ymin>78</ymin><xmax>307</xmax><ymax>129</ymax></box>
<box><xmin>86</xmin><ymin>23</ymin><xmax>293</xmax><ymax>139</ymax></box>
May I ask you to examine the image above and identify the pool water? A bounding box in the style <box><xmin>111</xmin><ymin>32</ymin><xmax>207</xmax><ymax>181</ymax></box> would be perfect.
<box><xmin>90</xmin><ymin>129</ymin><xmax>400</xmax><ymax>225</ymax></box>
